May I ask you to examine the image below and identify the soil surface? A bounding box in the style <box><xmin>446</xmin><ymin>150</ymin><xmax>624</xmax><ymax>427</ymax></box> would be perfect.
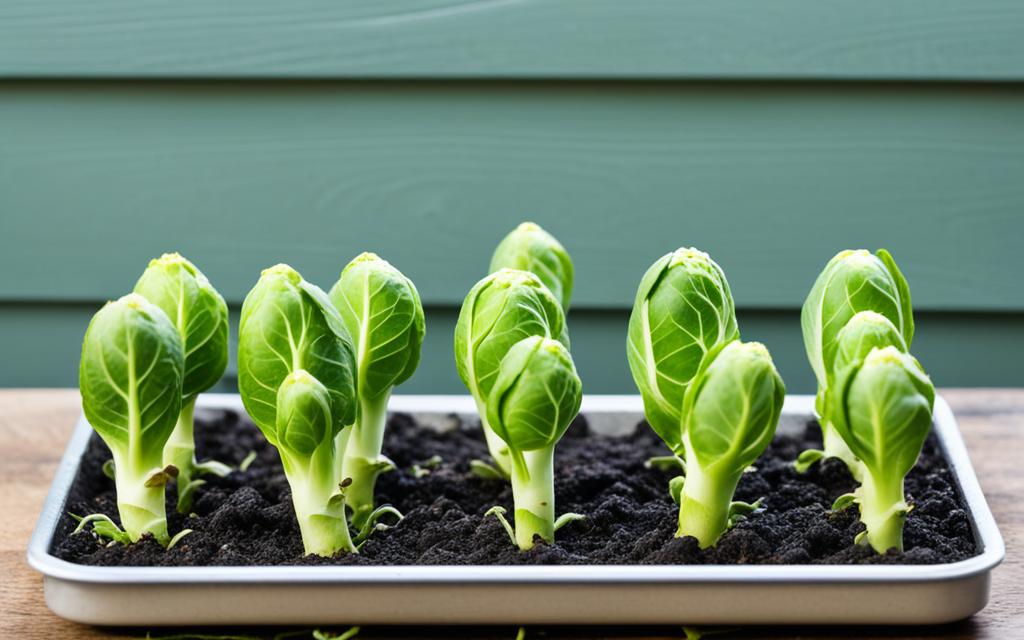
<box><xmin>52</xmin><ymin>409</ymin><xmax>978</xmax><ymax>566</ymax></box>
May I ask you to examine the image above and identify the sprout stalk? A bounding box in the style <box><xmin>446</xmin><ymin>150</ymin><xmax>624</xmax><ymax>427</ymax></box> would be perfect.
<box><xmin>163</xmin><ymin>398</ymin><xmax>197</xmax><ymax>511</ymax></box>
<box><xmin>857</xmin><ymin>471</ymin><xmax>909</xmax><ymax>554</ymax></box>
<box><xmin>342</xmin><ymin>392</ymin><xmax>395</xmax><ymax>527</ymax></box>
<box><xmin>281</xmin><ymin>446</ymin><xmax>356</xmax><ymax>557</ymax></box>
<box><xmin>675</xmin><ymin>441</ymin><xmax>742</xmax><ymax>548</ymax></box>
<box><xmin>110</xmin><ymin>451</ymin><xmax>170</xmax><ymax>545</ymax></box>
<box><xmin>508</xmin><ymin>447</ymin><xmax>556</xmax><ymax>550</ymax></box>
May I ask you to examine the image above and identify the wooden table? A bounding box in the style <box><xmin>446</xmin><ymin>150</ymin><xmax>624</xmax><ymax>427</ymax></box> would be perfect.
<box><xmin>1</xmin><ymin>389</ymin><xmax>1019</xmax><ymax>640</ymax></box>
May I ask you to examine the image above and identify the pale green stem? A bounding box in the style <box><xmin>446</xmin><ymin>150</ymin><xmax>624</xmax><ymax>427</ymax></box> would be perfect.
<box><xmin>821</xmin><ymin>420</ymin><xmax>864</xmax><ymax>481</ymax></box>
<box><xmin>342</xmin><ymin>391</ymin><xmax>392</xmax><ymax>528</ymax></box>
<box><xmin>111</xmin><ymin>449</ymin><xmax>169</xmax><ymax>545</ymax></box>
<box><xmin>282</xmin><ymin>444</ymin><xmax>356</xmax><ymax>556</ymax></box>
<box><xmin>509</xmin><ymin>446</ymin><xmax>556</xmax><ymax>550</ymax></box>
<box><xmin>858</xmin><ymin>470</ymin><xmax>909</xmax><ymax>554</ymax></box>
<box><xmin>164</xmin><ymin>397</ymin><xmax>197</xmax><ymax>513</ymax></box>
<box><xmin>476</xmin><ymin>397</ymin><xmax>513</xmax><ymax>478</ymax></box>
<box><xmin>676</xmin><ymin>453</ymin><xmax>741</xmax><ymax>549</ymax></box>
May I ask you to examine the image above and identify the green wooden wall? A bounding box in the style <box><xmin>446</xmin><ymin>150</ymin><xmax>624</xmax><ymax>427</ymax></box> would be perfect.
<box><xmin>2</xmin><ymin>2</ymin><xmax>1023</xmax><ymax>392</ymax></box>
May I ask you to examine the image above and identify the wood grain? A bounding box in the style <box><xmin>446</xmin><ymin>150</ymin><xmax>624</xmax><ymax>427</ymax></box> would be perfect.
<box><xmin>2</xmin><ymin>82</ymin><xmax>1023</xmax><ymax>311</ymax></box>
<box><xmin>1</xmin><ymin>1</ymin><xmax>1023</xmax><ymax>80</ymax></box>
<box><xmin>1</xmin><ymin>388</ymin><xmax>1020</xmax><ymax>639</ymax></box>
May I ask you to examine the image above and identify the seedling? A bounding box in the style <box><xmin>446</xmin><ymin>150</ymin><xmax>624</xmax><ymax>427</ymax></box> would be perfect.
<box><xmin>829</xmin><ymin>346</ymin><xmax>935</xmax><ymax>553</ymax></box>
<box><xmin>455</xmin><ymin>268</ymin><xmax>568</xmax><ymax>478</ymax></box>
<box><xmin>795</xmin><ymin>310</ymin><xmax>909</xmax><ymax>474</ymax></box>
<box><xmin>329</xmin><ymin>252</ymin><xmax>424</xmax><ymax>528</ymax></box>
<box><xmin>238</xmin><ymin>265</ymin><xmax>360</xmax><ymax>556</ymax></box>
<box><xmin>134</xmin><ymin>253</ymin><xmax>231</xmax><ymax>513</ymax></box>
<box><xmin>78</xmin><ymin>293</ymin><xmax>184</xmax><ymax>545</ymax></box>
<box><xmin>800</xmin><ymin>249</ymin><xmax>913</xmax><ymax>475</ymax></box>
<box><xmin>485</xmin><ymin>336</ymin><xmax>584</xmax><ymax>550</ymax></box>
<box><xmin>675</xmin><ymin>341</ymin><xmax>784</xmax><ymax>547</ymax></box>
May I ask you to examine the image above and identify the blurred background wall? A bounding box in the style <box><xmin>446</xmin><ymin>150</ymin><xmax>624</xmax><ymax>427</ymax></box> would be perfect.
<box><xmin>1</xmin><ymin>1</ymin><xmax>1022</xmax><ymax>393</ymax></box>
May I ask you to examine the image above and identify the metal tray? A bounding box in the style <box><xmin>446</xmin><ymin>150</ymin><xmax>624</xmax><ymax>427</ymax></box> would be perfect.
<box><xmin>28</xmin><ymin>394</ymin><xmax>1004</xmax><ymax>626</ymax></box>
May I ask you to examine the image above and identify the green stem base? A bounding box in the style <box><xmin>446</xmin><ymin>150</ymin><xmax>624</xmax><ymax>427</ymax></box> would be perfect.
<box><xmin>112</xmin><ymin>458</ymin><xmax>170</xmax><ymax>545</ymax></box>
<box><xmin>675</xmin><ymin>457</ymin><xmax>741</xmax><ymax>549</ymax></box>
<box><xmin>858</xmin><ymin>471</ymin><xmax>909</xmax><ymax>554</ymax></box>
<box><xmin>342</xmin><ymin>392</ymin><xmax>395</xmax><ymax>529</ymax></box>
<box><xmin>509</xmin><ymin>447</ymin><xmax>555</xmax><ymax>550</ymax></box>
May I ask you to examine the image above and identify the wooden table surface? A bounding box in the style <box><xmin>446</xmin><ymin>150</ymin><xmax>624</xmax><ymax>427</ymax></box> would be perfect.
<box><xmin>1</xmin><ymin>389</ymin><xmax>1019</xmax><ymax>640</ymax></box>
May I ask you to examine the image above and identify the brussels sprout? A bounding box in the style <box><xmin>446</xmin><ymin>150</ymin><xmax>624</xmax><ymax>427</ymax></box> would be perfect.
<box><xmin>484</xmin><ymin>336</ymin><xmax>584</xmax><ymax>550</ymax></box>
<box><xmin>829</xmin><ymin>346</ymin><xmax>935</xmax><ymax>553</ymax></box>
<box><xmin>329</xmin><ymin>252</ymin><xmax>425</xmax><ymax>528</ymax></box>
<box><xmin>489</xmin><ymin>222</ymin><xmax>574</xmax><ymax>311</ymax></box>
<box><xmin>800</xmin><ymin>249</ymin><xmax>914</xmax><ymax>474</ymax></box>
<box><xmin>238</xmin><ymin>264</ymin><xmax>359</xmax><ymax>556</ymax></box>
<box><xmin>626</xmin><ymin>248</ymin><xmax>739</xmax><ymax>454</ymax></box>
<box><xmin>133</xmin><ymin>253</ymin><xmax>231</xmax><ymax>513</ymax></box>
<box><xmin>454</xmin><ymin>268</ymin><xmax>568</xmax><ymax>478</ymax></box>
<box><xmin>795</xmin><ymin>311</ymin><xmax>909</xmax><ymax>474</ymax></box>
<box><xmin>78</xmin><ymin>294</ymin><xmax>184</xmax><ymax>545</ymax></box>
<box><xmin>676</xmin><ymin>340</ymin><xmax>785</xmax><ymax>548</ymax></box>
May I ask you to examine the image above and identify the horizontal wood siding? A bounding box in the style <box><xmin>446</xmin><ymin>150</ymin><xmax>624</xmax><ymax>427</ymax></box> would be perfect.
<box><xmin>1</xmin><ymin>303</ymin><xmax>1020</xmax><ymax>392</ymax></box>
<box><xmin>2</xmin><ymin>0</ymin><xmax>1024</xmax><ymax>80</ymax></box>
<box><xmin>2</xmin><ymin>82</ymin><xmax>1022</xmax><ymax>312</ymax></box>
<box><xmin>2</xmin><ymin>5</ymin><xmax>1022</xmax><ymax>389</ymax></box>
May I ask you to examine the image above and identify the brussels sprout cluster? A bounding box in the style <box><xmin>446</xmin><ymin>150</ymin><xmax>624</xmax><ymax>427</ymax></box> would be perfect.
<box><xmin>78</xmin><ymin>254</ymin><xmax>231</xmax><ymax>547</ymax></box>
<box><xmin>799</xmin><ymin>250</ymin><xmax>934</xmax><ymax>553</ymax></box>
<box><xmin>457</xmin><ymin>222</ymin><xmax>584</xmax><ymax>550</ymax></box>
<box><xmin>76</xmin><ymin>233</ymin><xmax>935</xmax><ymax>558</ymax></box>
<box><xmin>238</xmin><ymin>258</ymin><xmax>422</xmax><ymax>555</ymax></box>
<box><xmin>627</xmin><ymin>248</ymin><xmax>784</xmax><ymax>548</ymax></box>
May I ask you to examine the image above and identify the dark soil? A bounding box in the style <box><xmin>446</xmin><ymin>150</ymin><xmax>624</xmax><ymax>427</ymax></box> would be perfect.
<box><xmin>51</xmin><ymin>409</ymin><xmax>978</xmax><ymax>566</ymax></box>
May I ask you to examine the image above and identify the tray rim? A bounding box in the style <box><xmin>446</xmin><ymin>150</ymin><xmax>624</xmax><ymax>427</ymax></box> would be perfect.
<box><xmin>27</xmin><ymin>393</ymin><xmax>1004</xmax><ymax>586</ymax></box>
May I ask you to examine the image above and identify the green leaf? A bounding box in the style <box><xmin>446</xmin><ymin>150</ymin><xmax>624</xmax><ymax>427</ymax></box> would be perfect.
<box><xmin>275</xmin><ymin>371</ymin><xmax>333</xmax><ymax>456</ymax></box>
<box><xmin>800</xmin><ymin>249</ymin><xmax>911</xmax><ymax>398</ymax></box>
<box><xmin>793</xmin><ymin>449</ymin><xmax>824</xmax><ymax>474</ymax></box>
<box><xmin>454</xmin><ymin>268</ymin><xmax>568</xmax><ymax>403</ymax></box>
<box><xmin>238</xmin><ymin>264</ymin><xmax>357</xmax><ymax>445</ymax></box>
<box><xmin>668</xmin><ymin>475</ymin><xmax>684</xmax><ymax>505</ymax></box>
<box><xmin>831</xmin><ymin>311</ymin><xmax>907</xmax><ymax>376</ymax></box>
<box><xmin>682</xmin><ymin>341</ymin><xmax>785</xmax><ymax>471</ymax></box>
<box><xmin>831</xmin><ymin>346</ymin><xmax>935</xmax><ymax>479</ymax></box>
<box><xmin>167</xmin><ymin>528</ymin><xmax>193</xmax><ymax>549</ymax></box>
<box><xmin>553</xmin><ymin>512</ymin><xmax>585</xmax><ymax>532</ymax></box>
<box><xmin>238</xmin><ymin>450</ymin><xmax>257</xmax><ymax>472</ymax></box>
<box><xmin>645</xmin><ymin>455</ymin><xmax>686</xmax><ymax>473</ymax></box>
<box><xmin>79</xmin><ymin>293</ymin><xmax>184</xmax><ymax>466</ymax></box>
<box><xmin>329</xmin><ymin>252</ymin><xmax>425</xmax><ymax>400</ymax></box>
<box><xmin>484</xmin><ymin>505</ymin><xmax>517</xmax><ymax>546</ymax></box>
<box><xmin>133</xmin><ymin>253</ymin><xmax>229</xmax><ymax>401</ymax></box>
<box><xmin>489</xmin><ymin>221</ymin><xmax>574</xmax><ymax>312</ymax></box>
<box><xmin>626</xmin><ymin>248</ymin><xmax>739</xmax><ymax>453</ymax></box>
<box><xmin>469</xmin><ymin>459</ymin><xmax>507</xmax><ymax>480</ymax></box>
<box><xmin>832</xmin><ymin>493</ymin><xmax>858</xmax><ymax>512</ymax></box>
<box><xmin>71</xmin><ymin>512</ymin><xmax>132</xmax><ymax>545</ymax></box>
<box><xmin>486</xmin><ymin>336</ymin><xmax>582</xmax><ymax>453</ymax></box>
<box><xmin>877</xmin><ymin>248</ymin><xmax>915</xmax><ymax>348</ymax></box>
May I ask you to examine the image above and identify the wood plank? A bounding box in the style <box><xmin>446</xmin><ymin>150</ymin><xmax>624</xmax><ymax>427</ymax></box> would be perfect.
<box><xmin>2</xmin><ymin>82</ymin><xmax>1024</xmax><ymax>311</ymax></box>
<box><xmin>2</xmin><ymin>1</ymin><xmax>1024</xmax><ymax>80</ymax></box>
<box><xmin>2</xmin><ymin>389</ymin><xmax>1021</xmax><ymax>639</ymax></box>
